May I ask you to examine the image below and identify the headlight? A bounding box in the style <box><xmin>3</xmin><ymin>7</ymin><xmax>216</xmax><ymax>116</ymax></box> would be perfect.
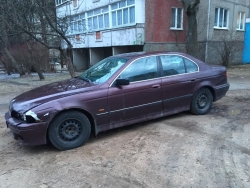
<box><xmin>22</xmin><ymin>114</ymin><xmax>27</xmax><ymax>121</ymax></box>
<box><xmin>22</xmin><ymin>110</ymin><xmax>41</xmax><ymax>123</ymax></box>
<box><xmin>9</xmin><ymin>99</ymin><xmax>15</xmax><ymax>114</ymax></box>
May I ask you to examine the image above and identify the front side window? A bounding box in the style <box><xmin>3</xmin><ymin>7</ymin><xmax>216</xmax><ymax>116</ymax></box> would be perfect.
<box><xmin>160</xmin><ymin>55</ymin><xmax>185</xmax><ymax>76</ymax></box>
<box><xmin>214</xmin><ymin>7</ymin><xmax>229</xmax><ymax>29</ymax></box>
<box><xmin>79</xmin><ymin>58</ymin><xmax>128</xmax><ymax>84</ymax></box>
<box><xmin>171</xmin><ymin>8</ymin><xmax>183</xmax><ymax>30</ymax></box>
<box><xmin>120</xmin><ymin>56</ymin><xmax>158</xmax><ymax>82</ymax></box>
<box><xmin>237</xmin><ymin>12</ymin><xmax>245</xmax><ymax>30</ymax></box>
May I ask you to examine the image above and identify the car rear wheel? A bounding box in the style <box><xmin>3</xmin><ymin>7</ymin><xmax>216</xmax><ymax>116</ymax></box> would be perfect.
<box><xmin>191</xmin><ymin>88</ymin><xmax>213</xmax><ymax>115</ymax></box>
<box><xmin>48</xmin><ymin>111</ymin><xmax>91</xmax><ymax>150</ymax></box>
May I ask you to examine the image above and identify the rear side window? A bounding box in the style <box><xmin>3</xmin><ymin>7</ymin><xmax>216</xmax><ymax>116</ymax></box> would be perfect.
<box><xmin>119</xmin><ymin>56</ymin><xmax>158</xmax><ymax>82</ymax></box>
<box><xmin>159</xmin><ymin>55</ymin><xmax>185</xmax><ymax>76</ymax></box>
<box><xmin>184</xmin><ymin>58</ymin><xmax>198</xmax><ymax>73</ymax></box>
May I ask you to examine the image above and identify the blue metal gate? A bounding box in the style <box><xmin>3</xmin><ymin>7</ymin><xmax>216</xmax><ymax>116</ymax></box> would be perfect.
<box><xmin>243</xmin><ymin>18</ymin><xmax>250</xmax><ymax>64</ymax></box>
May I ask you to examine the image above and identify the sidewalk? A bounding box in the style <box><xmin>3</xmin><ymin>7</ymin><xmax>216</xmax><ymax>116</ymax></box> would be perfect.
<box><xmin>227</xmin><ymin>64</ymin><xmax>250</xmax><ymax>90</ymax></box>
<box><xmin>228</xmin><ymin>79</ymin><xmax>250</xmax><ymax>90</ymax></box>
<box><xmin>0</xmin><ymin>72</ymin><xmax>69</xmax><ymax>80</ymax></box>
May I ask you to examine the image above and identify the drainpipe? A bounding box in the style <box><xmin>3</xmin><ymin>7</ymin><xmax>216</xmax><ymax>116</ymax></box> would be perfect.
<box><xmin>205</xmin><ymin>0</ymin><xmax>211</xmax><ymax>63</ymax></box>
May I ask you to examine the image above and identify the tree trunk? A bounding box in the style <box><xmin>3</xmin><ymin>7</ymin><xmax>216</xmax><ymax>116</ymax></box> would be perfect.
<box><xmin>26</xmin><ymin>42</ymin><xmax>45</xmax><ymax>80</ymax></box>
<box><xmin>181</xmin><ymin>0</ymin><xmax>200</xmax><ymax>58</ymax></box>
<box><xmin>67</xmin><ymin>47</ymin><xmax>75</xmax><ymax>78</ymax></box>
<box><xmin>59</xmin><ymin>47</ymin><xmax>75</xmax><ymax>78</ymax></box>
<box><xmin>36</xmin><ymin>68</ymin><xmax>45</xmax><ymax>80</ymax></box>
<box><xmin>60</xmin><ymin>50</ymin><xmax>64</xmax><ymax>71</ymax></box>
<box><xmin>38</xmin><ymin>12</ymin><xmax>48</xmax><ymax>44</ymax></box>
<box><xmin>186</xmin><ymin>13</ymin><xmax>198</xmax><ymax>57</ymax></box>
<box><xmin>4</xmin><ymin>47</ymin><xmax>25</xmax><ymax>76</ymax></box>
<box><xmin>66</xmin><ymin>55</ymin><xmax>75</xmax><ymax>78</ymax></box>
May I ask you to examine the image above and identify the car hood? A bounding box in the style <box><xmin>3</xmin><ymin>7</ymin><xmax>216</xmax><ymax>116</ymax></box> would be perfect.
<box><xmin>10</xmin><ymin>78</ymin><xmax>98</xmax><ymax>114</ymax></box>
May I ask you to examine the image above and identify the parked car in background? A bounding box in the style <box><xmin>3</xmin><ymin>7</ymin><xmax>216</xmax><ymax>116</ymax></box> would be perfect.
<box><xmin>5</xmin><ymin>51</ymin><xmax>229</xmax><ymax>150</ymax></box>
<box><xmin>49</xmin><ymin>61</ymin><xmax>61</xmax><ymax>72</ymax></box>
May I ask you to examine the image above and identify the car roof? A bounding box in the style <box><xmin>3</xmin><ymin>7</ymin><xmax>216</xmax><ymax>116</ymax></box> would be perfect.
<box><xmin>109</xmin><ymin>51</ymin><xmax>207</xmax><ymax>67</ymax></box>
<box><xmin>110</xmin><ymin>51</ymin><xmax>190</xmax><ymax>59</ymax></box>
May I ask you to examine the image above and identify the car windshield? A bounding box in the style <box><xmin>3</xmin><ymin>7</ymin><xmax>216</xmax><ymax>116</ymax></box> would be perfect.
<box><xmin>79</xmin><ymin>57</ymin><xmax>128</xmax><ymax>84</ymax></box>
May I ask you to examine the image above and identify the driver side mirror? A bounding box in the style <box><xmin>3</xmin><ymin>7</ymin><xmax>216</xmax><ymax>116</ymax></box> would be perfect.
<box><xmin>116</xmin><ymin>78</ymin><xmax>130</xmax><ymax>86</ymax></box>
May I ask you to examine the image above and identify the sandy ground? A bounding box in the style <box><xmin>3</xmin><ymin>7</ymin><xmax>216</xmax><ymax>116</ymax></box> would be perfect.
<box><xmin>0</xmin><ymin>65</ymin><xmax>250</xmax><ymax>188</ymax></box>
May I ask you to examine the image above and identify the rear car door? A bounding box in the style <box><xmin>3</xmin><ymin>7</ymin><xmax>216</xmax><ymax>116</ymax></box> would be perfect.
<box><xmin>108</xmin><ymin>55</ymin><xmax>162</xmax><ymax>127</ymax></box>
<box><xmin>159</xmin><ymin>55</ymin><xmax>199</xmax><ymax>113</ymax></box>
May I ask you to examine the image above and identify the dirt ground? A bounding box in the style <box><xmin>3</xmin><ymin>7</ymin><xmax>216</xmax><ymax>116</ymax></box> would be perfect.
<box><xmin>0</xmin><ymin>65</ymin><xmax>250</xmax><ymax>188</ymax></box>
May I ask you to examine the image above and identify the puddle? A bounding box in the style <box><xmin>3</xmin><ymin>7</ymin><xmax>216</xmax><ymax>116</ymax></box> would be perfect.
<box><xmin>229</xmin><ymin>109</ymin><xmax>241</xmax><ymax>116</ymax></box>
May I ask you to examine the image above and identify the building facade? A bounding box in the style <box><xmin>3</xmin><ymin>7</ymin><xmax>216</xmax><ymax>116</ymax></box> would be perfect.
<box><xmin>198</xmin><ymin>0</ymin><xmax>250</xmax><ymax>64</ymax></box>
<box><xmin>55</xmin><ymin>0</ymin><xmax>250</xmax><ymax>69</ymax></box>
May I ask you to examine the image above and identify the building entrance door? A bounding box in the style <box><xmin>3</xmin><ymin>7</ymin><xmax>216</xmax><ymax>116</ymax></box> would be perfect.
<box><xmin>243</xmin><ymin>18</ymin><xmax>250</xmax><ymax>64</ymax></box>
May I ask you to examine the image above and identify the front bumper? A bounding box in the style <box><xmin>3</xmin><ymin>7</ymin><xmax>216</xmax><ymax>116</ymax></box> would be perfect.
<box><xmin>5</xmin><ymin>112</ymin><xmax>48</xmax><ymax>146</ymax></box>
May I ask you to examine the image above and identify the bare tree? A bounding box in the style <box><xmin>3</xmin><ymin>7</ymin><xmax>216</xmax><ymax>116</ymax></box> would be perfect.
<box><xmin>212</xmin><ymin>32</ymin><xmax>241</xmax><ymax>67</ymax></box>
<box><xmin>0</xmin><ymin>12</ymin><xmax>25</xmax><ymax>76</ymax></box>
<box><xmin>181</xmin><ymin>0</ymin><xmax>200</xmax><ymax>58</ymax></box>
<box><xmin>1</xmin><ymin>0</ymin><xmax>76</xmax><ymax>78</ymax></box>
<box><xmin>0</xmin><ymin>0</ymin><xmax>46</xmax><ymax>78</ymax></box>
<box><xmin>27</xmin><ymin>42</ymin><xmax>45</xmax><ymax>79</ymax></box>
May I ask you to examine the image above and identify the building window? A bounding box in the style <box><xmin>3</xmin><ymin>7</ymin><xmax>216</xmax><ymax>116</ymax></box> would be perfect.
<box><xmin>214</xmin><ymin>7</ymin><xmax>229</xmax><ymax>29</ymax></box>
<box><xmin>171</xmin><ymin>8</ymin><xmax>183</xmax><ymax>30</ymax></box>
<box><xmin>65</xmin><ymin>0</ymin><xmax>136</xmax><ymax>35</ymax></box>
<box><xmin>73</xmin><ymin>0</ymin><xmax>78</xmax><ymax>8</ymax></box>
<box><xmin>87</xmin><ymin>6</ymin><xmax>109</xmax><ymax>31</ymax></box>
<box><xmin>56</xmin><ymin>0</ymin><xmax>69</xmax><ymax>6</ymax></box>
<box><xmin>69</xmin><ymin>13</ymin><xmax>86</xmax><ymax>34</ymax></box>
<box><xmin>111</xmin><ymin>0</ymin><xmax>135</xmax><ymax>27</ymax></box>
<box><xmin>237</xmin><ymin>12</ymin><xmax>245</xmax><ymax>30</ymax></box>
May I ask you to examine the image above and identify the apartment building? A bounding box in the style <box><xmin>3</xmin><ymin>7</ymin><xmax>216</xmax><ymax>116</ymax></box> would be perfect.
<box><xmin>198</xmin><ymin>0</ymin><xmax>250</xmax><ymax>64</ymax></box>
<box><xmin>55</xmin><ymin>0</ymin><xmax>250</xmax><ymax>69</ymax></box>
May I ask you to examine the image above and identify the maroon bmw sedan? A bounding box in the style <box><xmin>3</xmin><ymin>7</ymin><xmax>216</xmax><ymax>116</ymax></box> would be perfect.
<box><xmin>5</xmin><ymin>52</ymin><xmax>229</xmax><ymax>150</ymax></box>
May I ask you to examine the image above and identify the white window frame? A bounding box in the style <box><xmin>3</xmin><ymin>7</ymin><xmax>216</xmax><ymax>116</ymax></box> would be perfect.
<box><xmin>73</xmin><ymin>0</ymin><xmax>78</xmax><ymax>8</ymax></box>
<box><xmin>69</xmin><ymin>13</ymin><xmax>86</xmax><ymax>34</ymax></box>
<box><xmin>55</xmin><ymin>0</ymin><xmax>70</xmax><ymax>6</ymax></box>
<box><xmin>237</xmin><ymin>12</ymin><xmax>245</xmax><ymax>31</ymax></box>
<box><xmin>214</xmin><ymin>7</ymin><xmax>229</xmax><ymax>29</ymax></box>
<box><xmin>111</xmin><ymin>0</ymin><xmax>135</xmax><ymax>28</ymax></box>
<box><xmin>170</xmin><ymin>7</ymin><xmax>183</xmax><ymax>30</ymax></box>
<box><xmin>87</xmin><ymin>6</ymin><xmax>110</xmax><ymax>31</ymax></box>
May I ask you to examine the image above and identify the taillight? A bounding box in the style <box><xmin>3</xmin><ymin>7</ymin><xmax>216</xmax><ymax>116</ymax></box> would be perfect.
<box><xmin>226</xmin><ymin>71</ymin><xmax>228</xmax><ymax>77</ymax></box>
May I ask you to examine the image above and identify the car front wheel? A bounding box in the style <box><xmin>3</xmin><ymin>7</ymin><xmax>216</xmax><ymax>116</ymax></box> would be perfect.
<box><xmin>191</xmin><ymin>88</ymin><xmax>213</xmax><ymax>115</ymax></box>
<box><xmin>48</xmin><ymin>111</ymin><xmax>91</xmax><ymax>150</ymax></box>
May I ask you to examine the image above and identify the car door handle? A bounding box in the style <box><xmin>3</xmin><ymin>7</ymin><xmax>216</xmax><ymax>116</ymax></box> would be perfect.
<box><xmin>152</xmin><ymin>84</ymin><xmax>160</xmax><ymax>88</ymax></box>
<box><xmin>190</xmin><ymin>78</ymin><xmax>197</xmax><ymax>82</ymax></box>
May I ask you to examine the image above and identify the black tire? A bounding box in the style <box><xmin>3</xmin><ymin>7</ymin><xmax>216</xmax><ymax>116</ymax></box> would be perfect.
<box><xmin>48</xmin><ymin>111</ymin><xmax>91</xmax><ymax>150</ymax></box>
<box><xmin>191</xmin><ymin>88</ymin><xmax>213</xmax><ymax>115</ymax></box>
